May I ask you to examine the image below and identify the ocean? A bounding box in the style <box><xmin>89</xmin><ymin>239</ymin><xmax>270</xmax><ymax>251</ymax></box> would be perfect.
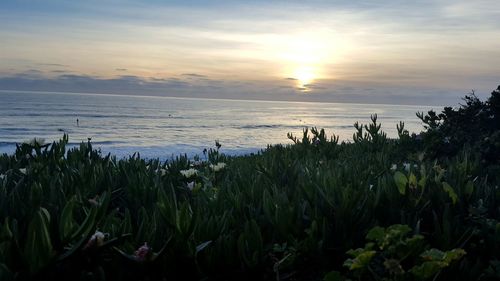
<box><xmin>0</xmin><ymin>90</ymin><xmax>436</xmax><ymax>160</ymax></box>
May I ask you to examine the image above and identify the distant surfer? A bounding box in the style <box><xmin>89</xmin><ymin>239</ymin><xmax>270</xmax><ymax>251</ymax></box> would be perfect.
<box><xmin>77</xmin><ymin>118</ymin><xmax>79</xmax><ymax>127</ymax></box>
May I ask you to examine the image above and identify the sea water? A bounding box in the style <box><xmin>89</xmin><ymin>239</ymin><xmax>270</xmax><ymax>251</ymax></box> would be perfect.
<box><xmin>0</xmin><ymin>91</ymin><xmax>436</xmax><ymax>160</ymax></box>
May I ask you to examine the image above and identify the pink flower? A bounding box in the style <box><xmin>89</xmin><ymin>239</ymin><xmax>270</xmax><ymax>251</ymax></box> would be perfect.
<box><xmin>134</xmin><ymin>242</ymin><xmax>151</xmax><ymax>261</ymax></box>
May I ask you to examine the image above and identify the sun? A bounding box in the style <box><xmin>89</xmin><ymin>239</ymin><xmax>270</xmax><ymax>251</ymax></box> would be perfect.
<box><xmin>277</xmin><ymin>33</ymin><xmax>332</xmax><ymax>92</ymax></box>
<box><xmin>294</xmin><ymin>66</ymin><xmax>315</xmax><ymax>90</ymax></box>
<box><xmin>262</xmin><ymin>29</ymin><xmax>350</xmax><ymax>92</ymax></box>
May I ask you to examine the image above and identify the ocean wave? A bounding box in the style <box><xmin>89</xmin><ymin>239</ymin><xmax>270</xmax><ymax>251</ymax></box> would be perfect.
<box><xmin>237</xmin><ymin>124</ymin><xmax>301</xmax><ymax>130</ymax></box>
<box><xmin>0</xmin><ymin>128</ymin><xmax>31</xmax><ymax>132</ymax></box>
<box><xmin>0</xmin><ymin>141</ymin><xmax>18</xmax><ymax>147</ymax></box>
<box><xmin>155</xmin><ymin>124</ymin><xmax>211</xmax><ymax>129</ymax></box>
<box><xmin>0</xmin><ymin>140</ymin><xmax>127</xmax><ymax>147</ymax></box>
<box><xmin>0</xmin><ymin>112</ymin><xmax>186</xmax><ymax>119</ymax></box>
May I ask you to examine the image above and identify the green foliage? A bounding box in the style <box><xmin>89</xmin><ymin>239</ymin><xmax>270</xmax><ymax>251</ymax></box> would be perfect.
<box><xmin>24</xmin><ymin>208</ymin><xmax>54</xmax><ymax>274</ymax></box>
<box><xmin>237</xmin><ymin>219</ymin><xmax>263</xmax><ymax>269</ymax></box>
<box><xmin>0</xmin><ymin>86</ymin><xmax>499</xmax><ymax>280</ymax></box>
<box><xmin>342</xmin><ymin>224</ymin><xmax>465</xmax><ymax>281</ymax></box>
<box><xmin>410</xmin><ymin>248</ymin><xmax>466</xmax><ymax>279</ymax></box>
<box><xmin>417</xmin><ymin>85</ymin><xmax>500</xmax><ymax>168</ymax></box>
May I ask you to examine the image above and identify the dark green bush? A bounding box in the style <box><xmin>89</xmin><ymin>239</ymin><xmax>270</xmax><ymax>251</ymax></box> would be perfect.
<box><xmin>418</xmin><ymin>85</ymin><xmax>500</xmax><ymax>166</ymax></box>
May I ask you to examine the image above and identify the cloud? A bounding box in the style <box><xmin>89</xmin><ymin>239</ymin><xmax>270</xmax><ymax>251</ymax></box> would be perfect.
<box><xmin>38</xmin><ymin>63</ymin><xmax>69</xmax><ymax>67</ymax></box>
<box><xmin>340</xmin><ymin>86</ymin><xmax>354</xmax><ymax>91</ymax></box>
<box><xmin>303</xmin><ymin>84</ymin><xmax>326</xmax><ymax>90</ymax></box>
<box><xmin>181</xmin><ymin>73</ymin><xmax>207</xmax><ymax>78</ymax></box>
<box><xmin>1</xmin><ymin>0</ymin><xmax>498</xmax><ymax>103</ymax></box>
<box><xmin>285</xmin><ymin>77</ymin><xmax>298</xmax><ymax>81</ymax></box>
<box><xmin>11</xmin><ymin>69</ymin><xmax>45</xmax><ymax>79</ymax></box>
<box><xmin>1</xmin><ymin>71</ymin><xmax>495</xmax><ymax>105</ymax></box>
<box><xmin>0</xmin><ymin>73</ymin><xmax>192</xmax><ymax>96</ymax></box>
<box><xmin>25</xmin><ymin>69</ymin><xmax>43</xmax><ymax>73</ymax></box>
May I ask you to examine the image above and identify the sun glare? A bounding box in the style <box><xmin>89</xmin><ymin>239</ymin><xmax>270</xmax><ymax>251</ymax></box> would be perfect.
<box><xmin>275</xmin><ymin>31</ymin><xmax>340</xmax><ymax>92</ymax></box>
<box><xmin>294</xmin><ymin>66</ymin><xmax>315</xmax><ymax>90</ymax></box>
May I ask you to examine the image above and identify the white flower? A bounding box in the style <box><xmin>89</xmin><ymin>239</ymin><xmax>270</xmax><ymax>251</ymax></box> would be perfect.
<box><xmin>156</xmin><ymin>168</ymin><xmax>167</xmax><ymax>176</ymax></box>
<box><xmin>190</xmin><ymin>160</ymin><xmax>204</xmax><ymax>167</ymax></box>
<box><xmin>180</xmin><ymin>168</ymin><xmax>198</xmax><ymax>178</ymax></box>
<box><xmin>403</xmin><ymin>163</ymin><xmax>411</xmax><ymax>171</ymax></box>
<box><xmin>0</xmin><ymin>174</ymin><xmax>5</xmax><ymax>180</ymax></box>
<box><xmin>390</xmin><ymin>164</ymin><xmax>397</xmax><ymax>171</ymax></box>
<box><xmin>369</xmin><ymin>184</ymin><xmax>374</xmax><ymax>191</ymax></box>
<box><xmin>210</xmin><ymin>162</ymin><xmax>226</xmax><ymax>172</ymax></box>
<box><xmin>187</xmin><ymin>181</ymin><xmax>195</xmax><ymax>191</ymax></box>
<box><xmin>88</xmin><ymin>196</ymin><xmax>99</xmax><ymax>206</ymax></box>
<box><xmin>85</xmin><ymin>231</ymin><xmax>106</xmax><ymax>249</ymax></box>
<box><xmin>19</xmin><ymin>168</ymin><xmax>27</xmax><ymax>175</ymax></box>
<box><xmin>24</xmin><ymin>138</ymin><xmax>45</xmax><ymax>146</ymax></box>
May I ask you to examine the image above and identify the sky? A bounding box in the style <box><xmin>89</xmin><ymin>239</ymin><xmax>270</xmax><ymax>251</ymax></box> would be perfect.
<box><xmin>0</xmin><ymin>0</ymin><xmax>499</xmax><ymax>105</ymax></box>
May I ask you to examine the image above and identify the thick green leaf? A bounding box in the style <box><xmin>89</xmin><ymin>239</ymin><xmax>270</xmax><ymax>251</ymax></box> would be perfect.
<box><xmin>343</xmin><ymin>250</ymin><xmax>376</xmax><ymax>270</ymax></box>
<box><xmin>237</xmin><ymin>220</ymin><xmax>263</xmax><ymax>269</ymax></box>
<box><xmin>57</xmin><ymin>207</ymin><xmax>98</xmax><ymax>261</ymax></box>
<box><xmin>465</xmin><ymin>181</ymin><xmax>474</xmax><ymax>196</ymax></box>
<box><xmin>413</xmin><ymin>248</ymin><xmax>466</xmax><ymax>278</ymax></box>
<box><xmin>59</xmin><ymin>197</ymin><xmax>77</xmax><ymax>242</ymax></box>
<box><xmin>366</xmin><ymin>226</ymin><xmax>384</xmax><ymax>242</ymax></box>
<box><xmin>420</xmin><ymin>248</ymin><xmax>445</xmax><ymax>261</ymax></box>
<box><xmin>394</xmin><ymin>171</ymin><xmax>408</xmax><ymax>195</ymax></box>
<box><xmin>418</xmin><ymin>175</ymin><xmax>426</xmax><ymax>188</ymax></box>
<box><xmin>443</xmin><ymin>249</ymin><xmax>466</xmax><ymax>264</ymax></box>
<box><xmin>24</xmin><ymin>208</ymin><xmax>54</xmax><ymax>274</ymax></box>
<box><xmin>442</xmin><ymin>182</ymin><xmax>458</xmax><ymax>204</ymax></box>
<box><xmin>410</xmin><ymin>261</ymin><xmax>446</xmax><ymax>279</ymax></box>
<box><xmin>408</xmin><ymin>172</ymin><xmax>417</xmax><ymax>188</ymax></box>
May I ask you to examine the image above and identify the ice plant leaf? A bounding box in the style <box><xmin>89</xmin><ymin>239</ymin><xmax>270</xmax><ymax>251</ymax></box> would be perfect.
<box><xmin>24</xmin><ymin>208</ymin><xmax>54</xmax><ymax>274</ymax></box>
<box><xmin>57</xmin><ymin>207</ymin><xmax>98</xmax><ymax>261</ymax></box>
<box><xmin>465</xmin><ymin>181</ymin><xmax>474</xmax><ymax>196</ymax></box>
<box><xmin>59</xmin><ymin>197</ymin><xmax>77</xmax><ymax>243</ymax></box>
<box><xmin>394</xmin><ymin>171</ymin><xmax>408</xmax><ymax>195</ymax></box>
<box><xmin>442</xmin><ymin>182</ymin><xmax>458</xmax><ymax>204</ymax></box>
<box><xmin>409</xmin><ymin>172</ymin><xmax>417</xmax><ymax>188</ymax></box>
